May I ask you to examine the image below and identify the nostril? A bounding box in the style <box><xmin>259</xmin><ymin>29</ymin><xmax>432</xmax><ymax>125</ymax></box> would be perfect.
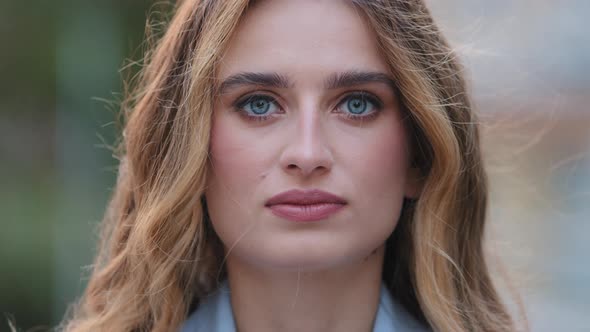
<box><xmin>287</xmin><ymin>164</ymin><xmax>298</xmax><ymax>170</ymax></box>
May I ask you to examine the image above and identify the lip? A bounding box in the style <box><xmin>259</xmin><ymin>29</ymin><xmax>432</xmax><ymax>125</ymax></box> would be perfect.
<box><xmin>265</xmin><ymin>189</ymin><xmax>347</xmax><ymax>222</ymax></box>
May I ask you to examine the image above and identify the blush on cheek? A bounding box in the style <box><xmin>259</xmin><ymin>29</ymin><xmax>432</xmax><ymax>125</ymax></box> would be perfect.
<box><xmin>210</xmin><ymin>115</ymin><xmax>250</xmax><ymax>171</ymax></box>
<box><xmin>355</xmin><ymin>123</ymin><xmax>410</xmax><ymax>193</ymax></box>
<box><xmin>209</xmin><ymin>116</ymin><xmax>271</xmax><ymax>191</ymax></box>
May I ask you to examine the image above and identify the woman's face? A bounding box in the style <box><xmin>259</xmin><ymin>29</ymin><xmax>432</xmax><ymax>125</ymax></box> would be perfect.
<box><xmin>205</xmin><ymin>0</ymin><xmax>417</xmax><ymax>271</ymax></box>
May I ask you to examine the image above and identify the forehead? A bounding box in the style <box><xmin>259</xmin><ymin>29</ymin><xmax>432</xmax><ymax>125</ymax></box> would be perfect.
<box><xmin>218</xmin><ymin>0</ymin><xmax>389</xmax><ymax>79</ymax></box>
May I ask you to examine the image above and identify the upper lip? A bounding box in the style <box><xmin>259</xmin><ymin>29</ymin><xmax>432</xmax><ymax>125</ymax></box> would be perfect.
<box><xmin>266</xmin><ymin>189</ymin><xmax>347</xmax><ymax>206</ymax></box>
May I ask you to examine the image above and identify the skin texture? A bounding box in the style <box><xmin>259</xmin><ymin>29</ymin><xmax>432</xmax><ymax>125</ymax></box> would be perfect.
<box><xmin>205</xmin><ymin>0</ymin><xmax>419</xmax><ymax>331</ymax></box>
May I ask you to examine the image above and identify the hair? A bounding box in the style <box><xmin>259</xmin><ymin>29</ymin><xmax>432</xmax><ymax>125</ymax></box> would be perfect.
<box><xmin>59</xmin><ymin>0</ymin><xmax>521</xmax><ymax>331</ymax></box>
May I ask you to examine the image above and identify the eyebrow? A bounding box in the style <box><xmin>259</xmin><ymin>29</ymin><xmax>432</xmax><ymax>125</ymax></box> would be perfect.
<box><xmin>324</xmin><ymin>71</ymin><xmax>397</xmax><ymax>91</ymax></box>
<box><xmin>217</xmin><ymin>72</ymin><xmax>291</xmax><ymax>95</ymax></box>
<box><xmin>217</xmin><ymin>70</ymin><xmax>397</xmax><ymax>95</ymax></box>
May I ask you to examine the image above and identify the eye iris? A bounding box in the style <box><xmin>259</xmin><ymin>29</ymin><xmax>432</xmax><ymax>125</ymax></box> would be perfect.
<box><xmin>347</xmin><ymin>97</ymin><xmax>366</xmax><ymax>114</ymax></box>
<box><xmin>250</xmin><ymin>98</ymin><xmax>270</xmax><ymax>114</ymax></box>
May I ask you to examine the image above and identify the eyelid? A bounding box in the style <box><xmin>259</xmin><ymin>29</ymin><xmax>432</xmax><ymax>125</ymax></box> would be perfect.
<box><xmin>335</xmin><ymin>91</ymin><xmax>383</xmax><ymax>111</ymax></box>
<box><xmin>233</xmin><ymin>89</ymin><xmax>381</xmax><ymax>108</ymax></box>
<box><xmin>235</xmin><ymin>94</ymin><xmax>275</xmax><ymax>109</ymax></box>
<box><xmin>234</xmin><ymin>89</ymin><xmax>287</xmax><ymax>109</ymax></box>
<box><xmin>232</xmin><ymin>89</ymin><xmax>384</xmax><ymax>123</ymax></box>
<box><xmin>232</xmin><ymin>92</ymin><xmax>284</xmax><ymax>122</ymax></box>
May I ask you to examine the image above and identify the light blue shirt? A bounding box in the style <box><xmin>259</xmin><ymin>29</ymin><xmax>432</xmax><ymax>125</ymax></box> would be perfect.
<box><xmin>179</xmin><ymin>281</ymin><xmax>429</xmax><ymax>332</ymax></box>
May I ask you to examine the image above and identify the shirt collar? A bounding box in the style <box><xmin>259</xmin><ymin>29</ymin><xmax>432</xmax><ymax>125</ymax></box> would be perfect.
<box><xmin>179</xmin><ymin>281</ymin><xmax>428</xmax><ymax>332</ymax></box>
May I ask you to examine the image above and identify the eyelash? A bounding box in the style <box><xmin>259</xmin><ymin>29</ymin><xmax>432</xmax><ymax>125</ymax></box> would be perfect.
<box><xmin>233</xmin><ymin>91</ymin><xmax>384</xmax><ymax>122</ymax></box>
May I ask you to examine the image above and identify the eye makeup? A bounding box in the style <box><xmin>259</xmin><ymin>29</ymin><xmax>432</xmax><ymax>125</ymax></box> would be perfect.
<box><xmin>232</xmin><ymin>90</ymin><xmax>384</xmax><ymax>123</ymax></box>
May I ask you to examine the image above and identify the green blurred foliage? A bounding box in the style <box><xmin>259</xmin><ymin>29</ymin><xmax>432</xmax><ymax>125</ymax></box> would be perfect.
<box><xmin>0</xmin><ymin>0</ymin><xmax>156</xmax><ymax>330</ymax></box>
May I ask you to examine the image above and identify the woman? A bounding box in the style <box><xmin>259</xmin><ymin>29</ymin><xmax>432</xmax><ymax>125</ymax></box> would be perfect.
<box><xmin>60</xmin><ymin>0</ymin><xmax>519</xmax><ymax>331</ymax></box>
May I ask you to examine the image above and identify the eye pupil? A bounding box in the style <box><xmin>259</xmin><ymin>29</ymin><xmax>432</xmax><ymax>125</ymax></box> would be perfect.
<box><xmin>347</xmin><ymin>97</ymin><xmax>366</xmax><ymax>114</ymax></box>
<box><xmin>251</xmin><ymin>98</ymin><xmax>270</xmax><ymax>114</ymax></box>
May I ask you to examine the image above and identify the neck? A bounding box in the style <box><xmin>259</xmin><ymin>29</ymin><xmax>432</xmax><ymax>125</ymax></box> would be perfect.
<box><xmin>225</xmin><ymin>245</ymin><xmax>385</xmax><ymax>332</ymax></box>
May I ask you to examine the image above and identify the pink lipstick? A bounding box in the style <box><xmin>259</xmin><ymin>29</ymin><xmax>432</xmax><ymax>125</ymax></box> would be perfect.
<box><xmin>265</xmin><ymin>189</ymin><xmax>347</xmax><ymax>222</ymax></box>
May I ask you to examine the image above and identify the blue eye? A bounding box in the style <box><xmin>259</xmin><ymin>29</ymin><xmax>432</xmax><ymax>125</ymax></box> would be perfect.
<box><xmin>234</xmin><ymin>92</ymin><xmax>382</xmax><ymax>123</ymax></box>
<box><xmin>338</xmin><ymin>92</ymin><xmax>381</xmax><ymax>118</ymax></box>
<box><xmin>237</xmin><ymin>95</ymin><xmax>279</xmax><ymax>116</ymax></box>
<box><xmin>346</xmin><ymin>97</ymin><xmax>369</xmax><ymax>114</ymax></box>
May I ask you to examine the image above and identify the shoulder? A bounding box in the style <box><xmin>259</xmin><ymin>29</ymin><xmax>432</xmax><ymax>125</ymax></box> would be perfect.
<box><xmin>376</xmin><ymin>283</ymin><xmax>431</xmax><ymax>332</ymax></box>
<box><xmin>178</xmin><ymin>282</ymin><xmax>236</xmax><ymax>332</ymax></box>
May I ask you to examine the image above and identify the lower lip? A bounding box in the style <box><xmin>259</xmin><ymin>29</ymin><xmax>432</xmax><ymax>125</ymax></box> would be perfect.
<box><xmin>267</xmin><ymin>203</ymin><xmax>346</xmax><ymax>222</ymax></box>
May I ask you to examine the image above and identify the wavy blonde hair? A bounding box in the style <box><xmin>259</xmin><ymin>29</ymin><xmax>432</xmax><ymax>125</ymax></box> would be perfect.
<box><xmin>60</xmin><ymin>0</ymin><xmax>519</xmax><ymax>331</ymax></box>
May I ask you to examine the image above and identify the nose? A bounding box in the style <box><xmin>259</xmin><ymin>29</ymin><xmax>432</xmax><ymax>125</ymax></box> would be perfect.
<box><xmin>279</xmin><ymin>107</ymin><xmax>333</xmax><ymax>178</ymax></box>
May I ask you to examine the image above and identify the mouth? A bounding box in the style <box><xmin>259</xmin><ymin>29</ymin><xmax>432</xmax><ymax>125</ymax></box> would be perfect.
<box><xmin>265</xmin><ymin>189</ymin><xmax>347</xmax><ymax>222</ymax></box>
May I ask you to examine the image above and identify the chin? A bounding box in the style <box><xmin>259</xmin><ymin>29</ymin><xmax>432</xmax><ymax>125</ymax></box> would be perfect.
<box><xmin>232</xmin><ymin>236</ymin><xmax>383</xmax><ymax>273</ymax></box>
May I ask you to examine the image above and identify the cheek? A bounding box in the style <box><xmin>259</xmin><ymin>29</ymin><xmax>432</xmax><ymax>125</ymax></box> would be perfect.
<box><xmin>336</xmin><ymin>116</ymin><xmax>411</xmax><ymax>247</ymax></box>
<box><xmin>208</xmin><ymin>115</ymin><xmax>270</xmax><ymax>189</ymax></box>
<box><xmin>368</xmin><ymin>134</ymin><xmax>408</xmax><ymax>192</ymax></box>
<box><xmin>356</xmin><ymin>126</ymin><xmax>410</xmax><ymax>246</ymax></box>
<box><xmin>206</xmin><ymin>117</ymin><xmax>253</xmax><ymax>247</ymax></box>
<box><xmin>206</xmin><ymin>113</ymin><xmax>274</xmax><ymax>240</ymax></box>
<box><xmin>341</xmin><ymin>120</ymin><xmax>410</xmax><ymax>199</ymax></box>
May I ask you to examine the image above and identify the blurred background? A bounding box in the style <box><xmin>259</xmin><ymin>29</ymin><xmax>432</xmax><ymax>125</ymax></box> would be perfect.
<box><xmin>0</xmin><ymin>0</ymin><xmax>588</xmax><ymax>331</ymax></box>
